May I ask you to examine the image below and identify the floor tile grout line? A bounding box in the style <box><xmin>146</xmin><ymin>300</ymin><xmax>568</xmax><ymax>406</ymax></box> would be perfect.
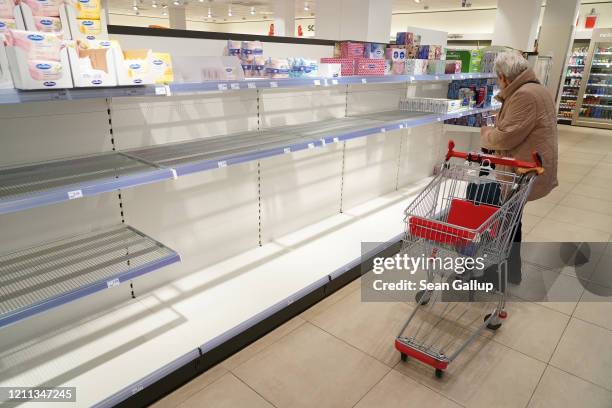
<box><xmin>230</xmin><ymin>371</ymin><xmax>281</xmax><ymax>408</ymax></box>
<box><xmin>547</xmin><ymin>360</ymin><xmax>612</xmax><ymax>393</ymax></box>
<box><xmin>524</xmin><ymin>309</ymin><xmax>574</xmax><ymax>408</ymax></box>
<box><xmin>390</xmin><ymin>361</ymin><xmax>468</xmax><ymax>408</ymax></box>
<box><xmin>172</xmin><ymin>368</ymin><xmax>235</xmax><ymax>407</ymax></box>
<box><xmin>225</xmin><ymin>318</ymin><xmax>307</xmax><ymax>372</ymax></box>
<box><xmin>571</xmin><ymin>314</ymin><xmax>612</xmax><ymax>333</ymax></box>
<box><xmin>306</xmin><ymin>318</ymin><xmax>401</xmax><ymax>369</ymax></box>
<box><xmin>349</xmin><ymin>365</ymin><xmax>394</xmax><ymax>408</ymax></box>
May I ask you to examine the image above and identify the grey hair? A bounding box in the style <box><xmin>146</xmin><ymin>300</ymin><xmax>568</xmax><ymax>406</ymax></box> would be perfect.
<box><xmin>494</xmin><ymin>51</ymin><xmax>529</xmax><ymax>82</ymax></box>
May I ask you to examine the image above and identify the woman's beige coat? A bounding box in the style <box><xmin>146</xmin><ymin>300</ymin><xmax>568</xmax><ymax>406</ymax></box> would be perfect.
<box><xmin>481</xmin><ymin>68</ymin><xmax>558</xmax><ymax>201</ymax></box>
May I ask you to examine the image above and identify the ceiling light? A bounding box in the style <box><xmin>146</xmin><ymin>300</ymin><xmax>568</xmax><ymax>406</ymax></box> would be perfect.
<box><xmin>162</xmin><ymin>10</ymin><xmax>167</xmax><ymax>15</ymax></box>
<box><xmin>207</xmin><ymin>7</ymin><xmax>212</xmax><ymax>17</ymax></box>
<box><xmin>228</xmin><ymin>6</ymin><xmax>232</xmax><ymax>16</ymax></box>
<box><xmin>250</xmin><ymin>6</ymin><xmax>255</xmax><ymax>15</ymax></box>
<box><xmin>413</xmin><ymin>0</ymin><xmax>420</xmax><ymax>3</ymax></box>
<box><xmin>151</xmin><ymin>1</ymin><xmax>157</xmax><ymax>7</ymax></box>
<box><xmin>172</xmin><ymin>0</ymin><xmax>180</xmax><ymax>5</ymax></box>
<box><xmin>304</xmin><ymin>2</ymin><xmax>309</xmax><ymax>11</ymax></box>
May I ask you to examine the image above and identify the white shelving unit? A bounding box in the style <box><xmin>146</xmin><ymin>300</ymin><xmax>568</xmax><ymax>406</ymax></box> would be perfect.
<box><xmin>0</xmin><ymin>31</ymin><xmax>497</xmax><ymax>407</ymax></box>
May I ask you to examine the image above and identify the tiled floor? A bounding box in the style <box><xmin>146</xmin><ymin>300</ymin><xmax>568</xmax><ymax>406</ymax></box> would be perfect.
<box><xmin>153</xmin><ymin>125</ymin><xmax>612</xmax><ymax>408</ymax></box>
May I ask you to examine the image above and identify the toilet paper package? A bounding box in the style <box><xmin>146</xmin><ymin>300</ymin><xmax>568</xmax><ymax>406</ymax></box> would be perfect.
<box><xmin>318</xmin><ymin>62</ymin><xmax>341</xmax><ymax>78</ymax></box>
<box><xmin>265</xmin><ymin>57</ymin><xmax>290</xmax><ymax>79</ymax></box>
<box><xmin>417</xmin><ymin>45</ymin><xmax>430</xmax><ymax>60</ymax></box>
<box><xmin>426</xmin><ymin>60</ymin><xmax>446</xmax><ymax>75</ymax></box>
<box><xmin>391</xmin><ymin>60</ymin><xmax>405</xmax><ymax>75</ymax></box>
<box><xmin>395</xmin><ymin>31</ymin><xmax>414</xmax><ymax>46</ymax></box>
<box><xmin>405</xmin><ymin>59</ymin><xmax>429</xmax><ymax>75</ymax></box>
<box><xmin>340</xmin><ymin>41</ymin><xmax>364</xmax><ymax>58</ymax></box>
<box><xmin>364</xmin><ymin>43</ymin><xmax>385</xmax><ymax>59</ymax></box>
<box><xmin>384</xmin><ymin>59</ymin><xmax>392</xmax><ymax>75</ymax></box>
<box><xmin>445</xmin><ymin>60</ymin><xmax>462</xmax><ymax>74</ymax></box>
<box><xmin>355</xmin><ymin>58</ymin><xmax>385</xmax><ymax>76</ymax></box>
<box><xmin>321</xmin><ymin>57</ymin><xmax>354</xmax><ymax>76</ymax></box>
<box><xmin>399</xmin><ymin>97</ymin><xmax>463</xmax><ymax>114</ymax></box>
<box><xmin>226</xmin><ymin>40</ymin><xmax>240</xmax><ymax>56</ymax></box>
<box><xmin>386</xmin><ymin>47</ymin><xmax>406</xmax><ymax>62</ymax></box>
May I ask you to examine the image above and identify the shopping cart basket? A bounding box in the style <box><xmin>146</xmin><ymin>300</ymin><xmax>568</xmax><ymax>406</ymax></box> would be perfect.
<box><xmin>395</xmin><ymin>140</ymin><xmax>543</xmax><ymax>378</ymax></box>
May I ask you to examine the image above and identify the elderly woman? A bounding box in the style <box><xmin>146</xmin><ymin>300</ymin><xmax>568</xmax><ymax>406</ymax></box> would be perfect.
<box><xmin>481</xmin><ymin>51</ymin><xmax>558</xmax><ymax>282</ymax></box>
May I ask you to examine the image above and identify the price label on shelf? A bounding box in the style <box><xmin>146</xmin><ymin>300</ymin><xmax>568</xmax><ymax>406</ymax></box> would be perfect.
<box><xmin>217</xmin><ymin>160</ymin><xmax>227</xmax><ymax>168</ymax></box>
<box><xmin>435</xmin><ymin>76</ymin><xmax>440</xmax><ymax>80</ymax></box>
<box><xmin>450</xmin><ymin>75</ymin><xmax>455</xmax><ymax>80</ymax></box>
<box><xmin>247</xmin><ymin>82</ymin><xmax>257</xmax><ymax>89</ymax></box>
<box><xmin>332</xmin><ymin>79</ymin><xmax>339</xmax><ymax>85</ymax></box>
<box><xmin>308</xmin><ymin>142</ymin><xmax>315</xmax><ymax>149</ymax></box>
<box><xmin>313</xmin><ymin>79</ymin><xmax>321</xmax><ymax>86</ymax></box>
<box><xmin>320</xmin><ymin>138</ymin><xmax>326</xmax><ymax>146</ymax></box>
<box><xmin>218</xmin><ymin>83</ymin><xmax>228</xmax><ymax>91</ymax></box>
<box><xmin>361</xmin><ymin>78</ymin><xmax>367</xmax><ymax>84</ymax></box>
<box><xmin>284</xmin><ymin>147</ymin><xmax>291</xmax><ymax>154</ymax></box>
<box><xmin>230</xmin><ymin>83</ymin><xmax>240</xmax><ymax>90</ymax></box>
<box><xmin>380</xmin><ymin>128</ymin><xmax>386</xmax><ymax>133</ymax></box>
<box><xmin>437</xmin><ymin>117</ymin><xmax>442</xmax><ymax>122</ymax></box>
<box><xmin>170</xmin><ymin>169</ymin><xmax>178</xmax><ymax>180</ymax></box>
<box><xmin>67</xmin><ymin>190</ymin><xmax>83</xmax><ymax>200</ymax></box>
<box><xmin>399</xmin><ymin>124</ymin><xmax>404</xmax><ymax>129</ymax></box>
<box><xmin>410</xmin><ymin>76</ymin><xmax>415</xmax><ymax>81</ymax></box>
<box><xmin>155</xmin><ymin>85</ymin><xmax>167</xmax><ymax>96</ymax></box>
<box><xmin>107</xmin><ymin>278</ymin><xmax>121</xmax><ymax>288</ymax></box>
<box><xmin>460</xmin><ymin>75</ymin><xmax>465</xmax><ymax>79</ymax></box>
<box><xmin>333</xmin><ymin>137</ymin><xmax>340</xmax><ymax>143</ymax></box>
<box><xmin>270</xmin><ymin>82</ymin><xmax>278</xmax><ymax>88</ymax></box>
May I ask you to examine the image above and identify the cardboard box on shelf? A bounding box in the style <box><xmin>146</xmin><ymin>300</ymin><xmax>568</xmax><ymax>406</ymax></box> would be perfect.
<box><xmin>321</xmin><ymin>57</ymin><xmax>354</xmax><ymax>76</ymax></box>
<box><xmin>67</xmin><ymin>39</ymin><xmax>117</xmax><ymax>87</ymax></box>
<box><xmin>355</xmin><ymin>58</ymin><xmax>385</xmax><ymax>76</ymax></box>
<box><xmin>19</xmin><ymin>0</ymin><xmax>71</xmax><ymax>38</ymax></box>
<box><xmin>111</xmin><ymin>45</ymin><xmax>154</xmax><ymax>85</ymax></box>
<box><xmin>65</xmin><ymin>0</ymin><xmax>108</xmax><ymax>40</ymax></box>
<box><xmin>4</xmin><ymin>30</ymin><xmax>73</xmax><ymax>89</ymax></box>
<box><xmin>151</xmin><ymin>52</ymin><xmax>173</xmax><ymax>83</ymax></box>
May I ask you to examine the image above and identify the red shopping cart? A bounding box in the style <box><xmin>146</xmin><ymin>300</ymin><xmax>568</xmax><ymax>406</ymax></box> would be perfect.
<box><xmin>395</xmin><ymin>140</ymin><xmax>543</xmax><ymax>378</ymax></box>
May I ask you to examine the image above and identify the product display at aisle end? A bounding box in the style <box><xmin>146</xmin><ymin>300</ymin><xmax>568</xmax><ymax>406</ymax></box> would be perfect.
<box><xmin>575</xmin><ymin>29</ymin><xmax>612</xmax><ymax>128</ymax></box>
<box><xmin>557</xmin><ymin>44</ymin><xmax>587</xmax><ymax>124</ymax></box>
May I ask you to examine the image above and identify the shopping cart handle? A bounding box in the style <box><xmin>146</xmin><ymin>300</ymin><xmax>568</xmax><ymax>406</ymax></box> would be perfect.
<box><xmin>446</xmin><ymin>140</ymin><xmax>543</xmax><ymax>170</ymax></box>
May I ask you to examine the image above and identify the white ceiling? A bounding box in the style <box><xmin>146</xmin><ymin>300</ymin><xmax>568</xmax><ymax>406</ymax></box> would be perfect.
<box><xmin>107</xmin><ymin>0</ymin><xmax>609</xmax><ymax>25</ymax></box>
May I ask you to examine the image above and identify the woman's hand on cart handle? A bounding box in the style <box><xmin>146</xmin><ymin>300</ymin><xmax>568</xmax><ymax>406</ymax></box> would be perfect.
<box><xmin>445</xmin><ymin>140</ymin><xmax>545</xmax><ymax>174</ymax></box>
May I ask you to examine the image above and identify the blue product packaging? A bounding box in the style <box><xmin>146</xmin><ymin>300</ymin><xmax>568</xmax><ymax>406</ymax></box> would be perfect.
<box><xmin>365</xmin><ymin>43</ymin><xmax>385</xmax><ymax>59</ymax></box>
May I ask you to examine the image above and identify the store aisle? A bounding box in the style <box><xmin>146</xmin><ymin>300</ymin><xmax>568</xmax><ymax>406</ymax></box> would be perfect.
<box><xmin>152</xmin><ymin>125</ymin><xmax>612</xmax><ymax>408</ymax></box>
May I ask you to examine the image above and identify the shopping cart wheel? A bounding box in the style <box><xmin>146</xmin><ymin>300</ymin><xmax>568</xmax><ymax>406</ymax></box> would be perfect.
<box><xmin>484</xmin><ymin>313</ymin><xmax>502</xmax><ymax>331</ymax></box>
<box><xmin>400</xmin><ymin>353</ymin><xmax>407</xmax><ymax>362</ymax></box>
<box><xmin>435</xmin><ymin>369</ymin><xmax>444</xmax><ymax>379</ymax></box>
<box><xmin>415</xmin><ymin>290</ymin><xmax>430</xmax><ymax>306</ymax></box>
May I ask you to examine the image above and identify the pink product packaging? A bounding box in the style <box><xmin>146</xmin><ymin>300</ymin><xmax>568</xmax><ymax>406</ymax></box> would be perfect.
<box><xmin>21</xmin><ymin>0</ymin><xmax>64</xmax><ymax>17</ymax></box>
<box><xmin>4</xmin><ymin>29</ymin><xmax>63</xmax><ymax>61</ymax></box>
<box><xmin>340</xmin><ymin>41</ymin><xmax>364</xmax><ymax>58</ymax></box>
<box><xmin>0</xmin><ymin>0</ymin><xmax>15</xmax><ymax>19</ymax></box>
<box><xmin>321</xmin><ymin>57</ymin><xmax>354</xmax><ymax>76</ymax></box>
<box><xmin>355</xmin><ymin>58</ymin><xmax>385</xmax><ymax>76</ymax></box>
<box><xmin>33</xmin><ymin>15</ymin><xmax>62</xmax><ymax>32</ymax></box>
<box><xmin>0</xmin><ymin>18</ymin><xmax>16</xmax><ymax>33</ymax></box>
<box><xmin>445</xmin><ymin>60</ymin><xmax>462</xmax><ymax>74</ymax></box>
<box><xmin>27</xmin><ymin>59</ymin><xmax>62</xmax><ymax>79</ymax></box>
<box><xmin>391</xmin><ymin>60</ymin><xmax>405</xmax><ymax>75</ymax></box>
